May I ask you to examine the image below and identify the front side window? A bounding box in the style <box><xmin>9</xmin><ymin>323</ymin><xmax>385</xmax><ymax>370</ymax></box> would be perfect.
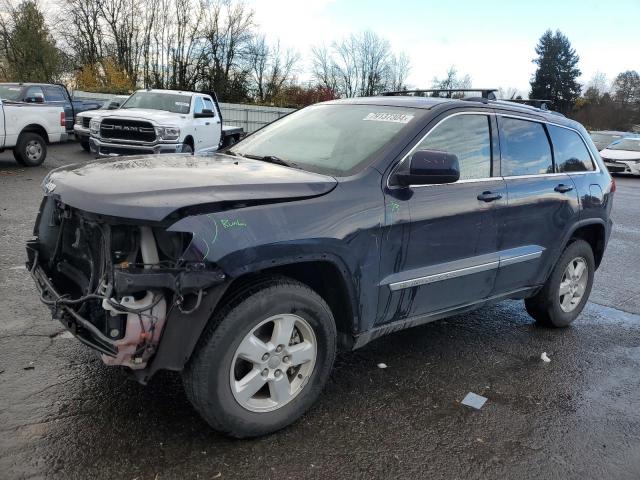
<box><xmin>548</xmin><ymin>125</ymin><xmax>594</xmax><ymax>172</ymax></box>
<box><xmin>500</xmin><ymin>117</ymin><xmax>553</xmax><ymax>176</ymax></box>
<box><xmin>230</xmin><ymin>104</ymin><xmax>424</xmax><ymax>176</ymax></box>
<box><xmin>413</xmin><ymin>114</ymin><xmax>492</xmax><ymax>180</ymax></box>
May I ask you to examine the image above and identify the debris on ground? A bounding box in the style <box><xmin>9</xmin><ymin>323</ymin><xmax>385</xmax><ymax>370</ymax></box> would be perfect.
<box><xmin>23</xmin><ymin>362</ymin><xmax>35</xmax><ymax>370</ymax></box>
<box><xmin>541</xmin><ymin>352</ymin><xmax>551</xmax><ymax>363</ymax></box>
<box><xmin>461</xmin><ymin>392</ymin><xmax>488</xmax><ymax>410</ymax></box>
<box><xmin>377</xmin><ymin>363</ymin><xmax>388</xmax><ymax>369</ymax></box>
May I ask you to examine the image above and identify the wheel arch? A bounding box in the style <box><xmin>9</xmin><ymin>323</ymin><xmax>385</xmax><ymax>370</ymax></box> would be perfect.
<box><xmin>183</xmin><ymin>135</ymin><xmax>195</xmax><ymax>150</ymax></box>
<box><xmin>218</xmin><ymin>255</ymin><xmax>359</xmax><ymax>350</ymax></box>
<box><xmin>20</xmin><ymin>124</ymin><xmax>49</xmax><ymax>143</ymax></box>
<box><xmin>565</xmin><ymin>220</ymin><xmax>607</xmax><ymax>268</ymax></box>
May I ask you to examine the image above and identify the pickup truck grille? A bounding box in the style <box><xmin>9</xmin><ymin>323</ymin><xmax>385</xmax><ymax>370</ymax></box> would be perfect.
<box><xmin>82</xmin><ymin>117</ymin><xmax>91</xmax><ymax>128</ymax></box>
<box><xmin>100</xmin><ymin>118</ymin><xmax>156</xmax><ymax>143</ymax></box>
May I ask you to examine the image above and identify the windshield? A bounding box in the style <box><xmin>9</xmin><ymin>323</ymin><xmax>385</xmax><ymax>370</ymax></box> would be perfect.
<box><xmin>229</xmin><ymin>104</ymin><xmax>422</xmax><ymax>175</ymax></box>
<box><xmin>121</xmin><ymin>91</ymin><xmax>191</xmax><ymax>114</ymax></box>
<box><xmin>0</xmin><ymin>84</ymin><xmax>22</xmax><ymax>101</ymax></box>
<box><xmin>607</xmin><ymin>138</ymin><xmax>640</xmax><ymax>152</ymax></box>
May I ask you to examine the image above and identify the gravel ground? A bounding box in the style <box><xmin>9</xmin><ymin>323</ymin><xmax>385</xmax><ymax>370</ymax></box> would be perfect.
<box><xmin>1</xmin><ymin>142</ymin><xmax>639</xmax><ymax>480</ymax></box>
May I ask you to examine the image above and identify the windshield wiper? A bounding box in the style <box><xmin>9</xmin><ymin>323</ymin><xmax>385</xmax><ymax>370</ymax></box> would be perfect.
<box><xmin>225</xmin><ymin>149</ymin><xmax>244</xmax><ymax>157</ymax></box>
<box><xmin>243</xmin><ymin>154</ymin><xmax>297</xmax><ymax>168</ymax></box>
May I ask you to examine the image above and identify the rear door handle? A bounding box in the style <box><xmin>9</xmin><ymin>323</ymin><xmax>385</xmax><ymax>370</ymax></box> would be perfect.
<box><xmin>554</xmin><ymin>184</ymin><xmax>574</xmax><ymax>193</ymax></box>
<box><xmin>477</xmin><ymin>191</ymin><xmax>503</xmax><ymax>202</ymax></box>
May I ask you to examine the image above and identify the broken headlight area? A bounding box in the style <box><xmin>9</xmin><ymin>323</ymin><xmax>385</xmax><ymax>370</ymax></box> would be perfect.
<box><xmin>27</xmin><ymin>197</ymin><xmax>225</xmax><ymax>369</ymax></box>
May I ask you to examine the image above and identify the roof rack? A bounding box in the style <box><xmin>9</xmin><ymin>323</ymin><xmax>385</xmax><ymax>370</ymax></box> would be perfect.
<box><xmin>382</xmin><ymin>88</ymin><xmax>498</xmax><ymax>100</ymax></box>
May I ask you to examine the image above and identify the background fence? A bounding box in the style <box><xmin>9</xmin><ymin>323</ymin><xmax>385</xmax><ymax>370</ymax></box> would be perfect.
<box><xmin>73</xmin><ymin>90</ymin><xmax>296</xmax><ymax>133</ymax></box>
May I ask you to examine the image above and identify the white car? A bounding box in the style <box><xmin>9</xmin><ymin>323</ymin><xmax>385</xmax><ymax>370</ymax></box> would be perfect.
<box><xmin>74</xmin><ymin>95</ymin><xmax>129</xmax><ymax>152</ymax></box>
<box><xmin>0</xmin><ymin>99</ymin><xmax>67</xmax><ymax>166</ymax></box>
<box><xmin>89</xmin><ymin>89</ymin><xmax>222</xmax><ymax>157</ymax></box>
<box><xmin>600</xmin><ymin>137</ymin><xmax>640</xmax><ymax>175</ymax></box>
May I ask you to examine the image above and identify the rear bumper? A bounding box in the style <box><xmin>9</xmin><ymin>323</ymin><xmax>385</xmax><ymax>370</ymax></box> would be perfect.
<box><xmin>89</xmin><ymin>137</ymin><xmax>185</xmax><ymax>157</ymax></box>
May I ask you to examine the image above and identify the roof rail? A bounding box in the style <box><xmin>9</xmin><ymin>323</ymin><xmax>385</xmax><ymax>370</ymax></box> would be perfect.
<box><xmin>507</xmin><ymin>98</ymin><xmax>552</xmax><ymax>110</ymax></box>
<box><xmin>382</xmin><ymin>88</ymin><xmax>498</xmax><ymax>100</ymax></box>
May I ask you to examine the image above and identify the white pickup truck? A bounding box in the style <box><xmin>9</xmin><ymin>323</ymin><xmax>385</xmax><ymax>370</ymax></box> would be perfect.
<box><xmin>88</xmin><ymin>89</ymin><xmax>243</xmax><ymax>157</ymax></box>
<box><xmin>0</xmin><ymin>99</ymin><xmax>67</xmax><ymax>166</ymax></box>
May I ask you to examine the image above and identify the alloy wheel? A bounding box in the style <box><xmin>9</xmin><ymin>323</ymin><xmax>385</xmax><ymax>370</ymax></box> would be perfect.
<box><xmin>229</xmin><ymin>314</ymin><xmax>317</xmax><ymax>412</ymax></box>
<box><xmin>559</xmin><ymin>256</ymin><xmax>588</xmax><ymax>313</ymax></box>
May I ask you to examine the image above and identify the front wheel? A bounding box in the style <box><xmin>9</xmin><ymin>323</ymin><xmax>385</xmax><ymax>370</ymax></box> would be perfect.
<box><xmin>183</xmin><ymin>277</ymin><xmax>337</xmax><ymax>438</ymax></box>
<box><xmin>525</xmin><ymin>239</ymin><xmax>595</xmax><ymax>327</ymax></box>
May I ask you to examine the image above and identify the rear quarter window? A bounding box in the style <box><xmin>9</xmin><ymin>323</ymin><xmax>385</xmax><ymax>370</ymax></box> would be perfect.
<box><xmin>500</xmin><ymin>117</ymin><xmax>553</xmax><ymax>176</ymax></box>
<box><xmin>548</xmin><ymin>125</ymin><xmax>595</xmax><ymax>172</ymax></box>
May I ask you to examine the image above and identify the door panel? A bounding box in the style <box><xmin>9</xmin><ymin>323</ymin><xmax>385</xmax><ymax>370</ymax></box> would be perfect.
<box><xmin>377</xmin><ymin>179</ymin><xmax>506</xmax><ymax>324</ymax></box>
<box><xmin>492</xmin><ymin>175</ymin><xmax>579</xmax><ymax>293</ymax></box>
<box><xmin>492</xmin><ymin>115</ymin><xmax>581</xmax><ymax>295</ymax></box>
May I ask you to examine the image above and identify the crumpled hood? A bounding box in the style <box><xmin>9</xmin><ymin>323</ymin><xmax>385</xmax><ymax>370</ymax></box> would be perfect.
<box><xmin>97</xmin><ymin>108</ymin><xmax>187</xmax><ymax>125</ymax></box>
<box><xmin>43</xmin><ymin>154</ymin><xmax>337</xmax><ymax>221</ymax></box>
<box><xmin>600</xmin><ymin>148</ymin><xmax>640</xmax><ymax>161</ymax></box>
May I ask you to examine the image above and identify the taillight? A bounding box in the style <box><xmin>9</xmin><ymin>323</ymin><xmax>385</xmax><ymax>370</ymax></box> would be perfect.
<box><xmin>611</xmin><ymin>177</ymin><xmax>616</xmax><ymax>193</ymax></box>
<box><xmin>60</xmin><ymin>112</ymin><xmax>65</xmax><ymax>127</ymax></box>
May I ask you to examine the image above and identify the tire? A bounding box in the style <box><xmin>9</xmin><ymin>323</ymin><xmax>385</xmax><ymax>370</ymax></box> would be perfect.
<box><xmin>183</xmin><ymin>276</ymin><xmax>337</xmax><ymax>438</ymax></box>
<box><xmin>525</xmin><ymin>239</ymin><xmax>595</xmax><ymax>327</ymax></box>
<box><xmin>80</xmin><ymin>138</ymin><xmax>90</xmax><ymax>152</ymax></box>
<box><xmin>181</xmin><ymin>143</ymin><xmax>193</xmax><ymax>154</ymax></box>
<box><xmin>14</xmin><ymin>132</ymin><xmax>47</xmax><ymax>166</ymax></box>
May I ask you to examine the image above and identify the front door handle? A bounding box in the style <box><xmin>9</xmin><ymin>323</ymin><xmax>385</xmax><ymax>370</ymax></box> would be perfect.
<box><xmin>554</xmin><ymin>184</ymin><xmax>574</xmax><ymax>193</ymax></box>
<box><xmin>477</xmin><ymin>191</ymin><xmax>503</xmax><ymax>202</ymax></box>
<box><xmin>205</xmin><ymin>122</ymin><xmax>210</xmax><ymax>125</ymax></box>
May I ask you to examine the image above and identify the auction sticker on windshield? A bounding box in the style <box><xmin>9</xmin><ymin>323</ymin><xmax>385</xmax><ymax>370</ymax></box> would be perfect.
<box><xmin>363</xmin><ymin>112</ymin><xmax>414</xmax><ymax>123</ymax></box>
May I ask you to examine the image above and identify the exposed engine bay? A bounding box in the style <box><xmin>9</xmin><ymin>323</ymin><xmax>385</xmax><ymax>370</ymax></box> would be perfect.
<box><xmin>27</xmin><ymin>197</ymin><xmax>225</xmax><ymax>370</ymax></box>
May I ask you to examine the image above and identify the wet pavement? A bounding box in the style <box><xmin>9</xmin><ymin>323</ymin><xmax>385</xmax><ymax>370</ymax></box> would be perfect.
<box><xmin>1</xmin><ymin>143</ymin><xmax>639</xmax><ymax>479</ymax></box>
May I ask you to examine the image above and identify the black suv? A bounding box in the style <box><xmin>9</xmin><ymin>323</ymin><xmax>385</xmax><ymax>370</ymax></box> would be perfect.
<box><xmin>28</xmin><ymin>91</ymin><xmax>613</xmax><ymax>438</ymax></box>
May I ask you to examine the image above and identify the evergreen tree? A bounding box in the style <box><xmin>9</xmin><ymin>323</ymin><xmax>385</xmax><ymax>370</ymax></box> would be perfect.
<box><xmin>0</xmin><ymin>1</ymin><xmax>61</xmax><ymax>82</ymax></box>
<box><xmin>529</xmin><ymin>30</ymin><xmax>581</xmax><ymax>114</ymax></box>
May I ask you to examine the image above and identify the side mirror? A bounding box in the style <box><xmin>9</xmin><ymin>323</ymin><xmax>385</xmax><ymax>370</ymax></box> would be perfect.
<box><xmin>194</xmin><ymin>108</ymin><xmax>214</xmax><ymax>118</ymax></box>
<box><xmin>394</xmin><ymin>150</ymin><xmax>460</xmax><ymax>186</ymax></box>
<box><xmin>108</xmin><ymin>102</ymin><xmax>120</xmax><ymax>110</ymax></box>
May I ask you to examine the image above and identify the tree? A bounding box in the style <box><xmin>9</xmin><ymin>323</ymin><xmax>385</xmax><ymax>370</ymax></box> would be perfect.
<box><xmin>612</xmin><ymin>70</ymin><xmax>640</xmax><ymax>106</ymax></box>
<box><xmin>529</xmin><ymin>29</ymin><xmax>581</xmax><ymax>114</ymax></box>
<box><xmin>431</xmin><ymin>66</ymin><xmax>471</xmax><ymax>97</ymax></box>
<box><xmin>247</xmin><ymin>35</ymin><xmax>299</xmax><ymax>103</ymax></box>
<box><xmin>0</xmin><ymin>0</ymin><xmax>62</xmax><ymax>82</ymax></box>
<box><xmin>311</xmin><ymin>31</ymin><xmax>410</xmax><ymax>98</ymax></box>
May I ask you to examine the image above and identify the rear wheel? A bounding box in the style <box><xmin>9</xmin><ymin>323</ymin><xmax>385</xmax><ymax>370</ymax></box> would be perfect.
<box><xmin>14</xmin><ymin>132</ymin><xmax>47</xmax><ymax>166</ymax></box>
<box><xmin>525</xmin><ymin>239</ymin><xmax>595</xmax><ymax>327</ymax></box>
<box><xmin>183</xmin><ymin>277</ymin><xmax>337</xmax><ymax>438</ymax></box>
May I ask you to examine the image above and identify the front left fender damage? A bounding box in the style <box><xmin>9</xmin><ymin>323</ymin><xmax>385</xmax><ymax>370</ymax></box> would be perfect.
<box><xmin>27</xmin><ymin>196</ymin><xmax>228</xmax><ymax>381</ymax></box>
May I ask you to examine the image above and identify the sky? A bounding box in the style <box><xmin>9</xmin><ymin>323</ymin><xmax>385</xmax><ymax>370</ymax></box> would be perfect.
<box><xmin>247</xmin><ymin>0</ymin><xmax>640</xmax><ymax>95</ymax></box>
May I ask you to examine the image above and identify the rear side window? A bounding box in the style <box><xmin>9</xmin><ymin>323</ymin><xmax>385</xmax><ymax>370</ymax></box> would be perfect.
<box><xmin>548</xmin><ymin>126</ymin><xmax>594</xmax><ymax>172</ymax></box>
<box><xmin>203</xmin><ymin>97</ymin><xmax>215</xmax><ymax>115</ymax></box>
<box><xmin>500</xmin><ymin>117</ymin><xmax>553</xmax><ymax>176</ymax></box>
<box><xmin>194</xmin><ymin>97</ymin><xmax>205</xmax><ymax>114</ymax></box>
<box><xmin>415</xmin><ymin>114</ymin><xmax>492</xmax><ymax>180</ymax></box>
<box><xmin>44</xmin><ymin>86</ymin><xmax>66</xmax><ymax>102</ymax></box>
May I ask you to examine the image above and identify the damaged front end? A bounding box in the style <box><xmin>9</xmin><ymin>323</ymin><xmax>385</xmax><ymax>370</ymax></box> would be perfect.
<box><xmin>27</xmin><ymin>196</ymin><xmax>226</xmax><ymax>375</ymax></box>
